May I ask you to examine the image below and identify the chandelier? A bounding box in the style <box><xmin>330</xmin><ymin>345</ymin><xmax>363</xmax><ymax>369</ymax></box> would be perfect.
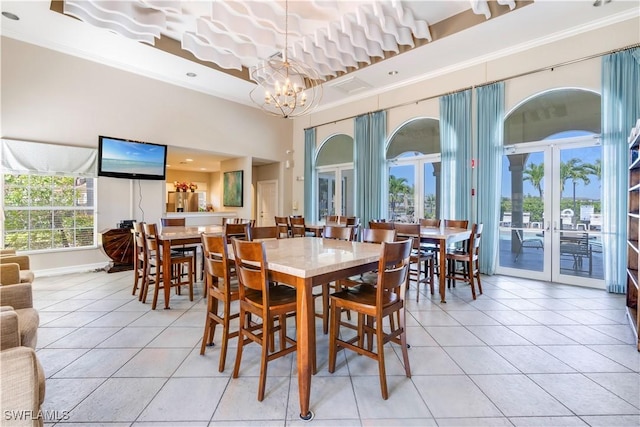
<box><xmin>249</xmin><ymin>0</ymin><xmax>322</xmax><ymax>119</ymax></box>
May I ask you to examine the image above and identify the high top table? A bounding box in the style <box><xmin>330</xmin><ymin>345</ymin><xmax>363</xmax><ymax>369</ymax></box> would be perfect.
<box><xmin>156</xmin><ymin>225</ymin><xmax>224</xmax><ymax>309</ymax></box>
<box><xmin>229</xmin><ymin>237</ymin><xmax>382</xmax><ymax>420</ymax></box>
<box><xmin>397</xmin><ymin>226</ymin><xmax>472</xmax><ymax>303</ymax></box>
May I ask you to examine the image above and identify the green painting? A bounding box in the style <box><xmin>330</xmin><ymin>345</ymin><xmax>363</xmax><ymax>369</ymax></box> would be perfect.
<box><xmin>223</xmin><ymin>170</ymin><xmax>243</xmax><ymax>207</ymax></box>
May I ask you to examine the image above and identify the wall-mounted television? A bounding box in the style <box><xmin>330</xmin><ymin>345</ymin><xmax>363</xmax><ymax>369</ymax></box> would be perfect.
<box><xmin>98</xmin><ymin>135</ymin><xmax>167</xmax><ymax>180</ymax></box>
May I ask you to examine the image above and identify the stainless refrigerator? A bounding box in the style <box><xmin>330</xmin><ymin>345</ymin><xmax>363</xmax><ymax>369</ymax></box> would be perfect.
<box><xmin>167</xmin><ymin>191</ymin><xmax>199</xmax><ymax>212</ymax></box>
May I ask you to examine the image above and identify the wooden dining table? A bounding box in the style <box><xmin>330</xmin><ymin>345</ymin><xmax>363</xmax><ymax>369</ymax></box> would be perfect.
<box><xmin>156</xmin><ymin>224</ymin><xmax>224</xmax><ymax>309</ymax></box>
<box><xmin>229</xmin><ymin>236</ymin><xmax>382</xmax><ymax>420</ymax></box>
<box><xmin>398</xmin><ymin>226</ymin><xmax>471</xmax><ymax>303</ymax></box>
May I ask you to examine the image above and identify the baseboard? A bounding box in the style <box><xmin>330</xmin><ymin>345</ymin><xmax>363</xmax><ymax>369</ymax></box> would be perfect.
<box><xmin>34</xmin><ymin>263</ymin><xmax>110</xmax><ymax>278</ymax></box>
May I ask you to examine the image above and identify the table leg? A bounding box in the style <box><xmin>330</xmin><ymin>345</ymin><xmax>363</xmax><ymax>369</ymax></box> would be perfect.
<box><xmin>296</xmin><ymin>277</ymin><xmax>314</xmax><ymax>420</ymax></box>
<box><xmin>162</xmin><ymin>240</ymin><xmax>172</xmax><ymax>309</ymax></box>
<box><xmin>439</xmin><ymin>240</ymin><xmax>447</xmax><ymax>303</ymax></box>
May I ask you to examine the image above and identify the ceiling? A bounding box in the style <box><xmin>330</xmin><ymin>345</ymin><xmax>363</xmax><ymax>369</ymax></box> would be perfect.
<box><xmin>1</xmin><ymin>0</ymin><xmax>638</xmax><ymax>172</ymax></box>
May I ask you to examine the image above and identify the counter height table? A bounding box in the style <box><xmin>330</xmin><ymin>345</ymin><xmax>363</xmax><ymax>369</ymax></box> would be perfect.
<box><xmin>156</xmin><ymin>225</ymin><xmax>224</xmax><ymax>309</ymax></box>
<box><xmin>397</xmin><ymin>226</ymin><xmax>471</xmax><ymax>303</ymax></box>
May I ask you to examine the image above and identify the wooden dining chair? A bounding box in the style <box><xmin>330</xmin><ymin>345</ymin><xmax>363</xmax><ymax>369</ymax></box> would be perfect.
<box><xmin>393</xmin><ymin>223</ymin><xmax>435</xmax><ymax>301</ymax></box>
<box><xmin>274</xmin><ymin>216</ymin><xmax>290</xmax><ymax>238</ymax></box>
<box><xmin>328</xmin><ymin>239</ymin><xmax>412</xmax><ymax>400</ymax></box>
<box><xmin>141</xmin><ymin>223</ymin><xmax>194</xmax><ymax>310</ymax></box>
<box><xmin>160</xmin><ymin>217</ymin><xmax>200</xmax><ymax>279</ymax></box>
<box><xmin>325</xmin><ymin>215</ymin><xmax>339</xmax><ymax>224</ymax></box>
<box><xmin>313</xmin><ymin>225</ymin><xmax>356</xmax><ymax>334</ymax></box>
<box><xmin>445</xmin><ymin>223</ymin><xmax>483</xmax><ymax>300</ymax></box>
<box><xmin>289</xmin><ymin>216</ymin><xmax>306</xmax><ymax>237</ymax></box>
<box><xmin>231</xmin><ymin>239</ymin><xmax>297</xmax><ymax>402</ymax></box>
<box><xmin>369</xmin><ymin>221</ymin><xmax>395</xmax><ymax>230</ymax></box>
<box><xmin>443</xmin><ymin>219</ymin><xmax>469</xmax><ymax>229</ymax></box>
<box><xmin>249</xmin><ymin>226</ymin><xmax>279</xmax><ymax>240</ymax></box>
<box><xmin>224</xmin><ymin>222</ymin><xmax>251</xmax><ymax>243</ymax></box>
<box><xmin>338</xmin><ymin>228</ymin><xmax>397</xmax><ymax>294</ymax></box>
<box><xmin>419</xmin><ymin>218</ymin><xmax>441</xmax><ymax>228</ymax></box>
<box><xmin>131</xmin><ymin>221</ymin><xmax>147</xmax><ymax>299</ymax></box>
<box><xmin>200</xmin><ymin>233</ymin><xmax>241</xmax><ymax>372</ymax></box>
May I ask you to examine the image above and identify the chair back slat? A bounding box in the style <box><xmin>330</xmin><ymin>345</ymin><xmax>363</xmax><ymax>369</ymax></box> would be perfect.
<box><xmin>201</xmin><ymin>233</ymin><xmax>230</xmax><ymax>280</ymax></box>
<box><xmin>232</xmin><ymin>239</ymin><xmax>269</xmax><ymax>295</ymax></box>
<box><xmin>289</xmin><ymin>216</ymin><xmax>306</xmax><ymax>237</ymax></box>
<box><xmin>444</xmin><ymin>219</ymin><xmax>469</xmax><ymax>229</ymax></box>
<box><xmin>225</xmin><ymin>223</ymin><xmax>251</xmax><ymax>243</ymax></box>
<box><xmin>369</xmin><ymin>221</ymin><xmax>395</xmax><ymax>230</ymax></box>
<box><xmin>392</xmin><ymin>223</ymin><xmax>420</xmax><ymax>249</ymax></box>
<box><xmin>322</xmin><ymin>225</ymin><xmax>355</xmax><ymax>241</ymax></box>
<box><xmin>361</xmin><ymin>228</ymin><xmax>396</xmax><ymax>244</ymax></box>
<box><xmin>419</xmin><ymin>218</ymin><xmax>441</xmax><ymax>228</ymax></box>
<box><xmin>160</xmin><ymin>217</ymin><xmax>186</xmax><ymax>226</ymax></box>
<box><xmin>377</xmin><ymin>239</ymin><xmax>412</xmax><ymax>294</ymax></box>
<box><xmin>250</xmin><ymin>226</ymin><xmax>279</xmax><ymax>240</ymax></box>
<box><xmin>274</xmin><ymin>216</ymin><xmax>290</xmax><ymax>238</ymax></box>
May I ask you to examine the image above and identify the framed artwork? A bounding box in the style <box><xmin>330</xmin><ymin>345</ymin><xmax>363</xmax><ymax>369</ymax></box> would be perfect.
<box><xmin>223</xmin><ymin>170</ymin><xmax>244</xmax><ymax>207</ymax></box>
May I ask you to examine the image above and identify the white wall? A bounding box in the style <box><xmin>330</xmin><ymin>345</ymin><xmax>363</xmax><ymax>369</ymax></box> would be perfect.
<box><xmin>1</xmin><ymin>37</ymin><xmax>292</xmax><ymax>274</ymax></box>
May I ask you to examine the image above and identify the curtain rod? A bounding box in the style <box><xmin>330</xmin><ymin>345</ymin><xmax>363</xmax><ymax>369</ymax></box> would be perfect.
<box><xmin>304</xmin><ymin>43</ymin><xmax>639</xmax><ymax>131</ymax></box>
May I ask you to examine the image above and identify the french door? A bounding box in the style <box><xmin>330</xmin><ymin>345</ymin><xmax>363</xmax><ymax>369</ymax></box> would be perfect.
<box><xmin>388</xmin><ymin>154</ymin><xmax>441</xmax><ymax>222</ymax></box>
<box><xmin>497</xmin><ymin>136</ymin><xmax>603</xmax><ymax>288</ymax></box>
<box><xmin>317</xmin><ymin>164</ymin><xmax>354</xmax><ymax>220</ymax></box>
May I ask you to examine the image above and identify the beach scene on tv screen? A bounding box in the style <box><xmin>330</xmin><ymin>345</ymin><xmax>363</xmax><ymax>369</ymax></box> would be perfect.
<box><xmin>102</xmin><ymin>139</ymin><xmax>165</xmax><ymax>175</ymax></box>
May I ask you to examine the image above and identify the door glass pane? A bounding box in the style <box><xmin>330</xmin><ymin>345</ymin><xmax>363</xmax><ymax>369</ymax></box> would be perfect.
<box><xmin>499</xmin><ymin>151</ymin><xmax>545</xmax><ymax>272</ymax></box>
<box><xmin>423</xmin><ymin>162</ymin><xmax>440</xmax><ymax>219</ymax></box>
<box><xmin>341</xmin><ymin>168</ymin><xmax>354</xmax><ymax>217</ymax></box>
<box><xmin>388</xmin><ymin>164</ymin><xmax>414</xmax><ymax>222</ymax></box>
<box><xmin>317</xmin><ymin>171</ymin><xmax>336</xmax><ymax>220</ymax></box>
<box><xmin>558</xmin><ymin>146</ymin><xmax>603</xmax><ymax>279</ymax></box>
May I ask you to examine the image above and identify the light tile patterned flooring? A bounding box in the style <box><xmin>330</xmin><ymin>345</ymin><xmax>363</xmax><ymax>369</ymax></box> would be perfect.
<box><xmin>33</xmin><ymin>270</ymin><xmax>640</xmax><ymax>426</ymax></box>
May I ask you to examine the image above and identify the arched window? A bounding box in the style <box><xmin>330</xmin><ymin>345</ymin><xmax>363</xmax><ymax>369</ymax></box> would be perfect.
<box><xmin>316</xmin><ymin>134</ymin><xmax>354</xmax><ymax>220</ymax></box>
<box><xmin>386</xmin><ymin>118</ymin><xmax>440</xmax><ymax>222</ymax></box>
<box><xmin>499</xmin><ymin>88</ymin><xmax>603</xmax><ymax>284</ymax></box>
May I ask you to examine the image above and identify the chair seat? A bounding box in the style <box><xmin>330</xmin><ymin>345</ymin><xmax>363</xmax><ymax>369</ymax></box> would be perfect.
<box><xmin>331</xmin><ymin>288</ymin><xmax>400</xmax><ymax>310</ymax></box>
<box><xmin>244</xmin><ymin>286</ymin><xmax>296</xmax><ymax>311</ymax></box>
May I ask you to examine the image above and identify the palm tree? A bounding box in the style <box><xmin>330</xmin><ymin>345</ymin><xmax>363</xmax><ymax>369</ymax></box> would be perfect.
<box><xmin>560</xmin><ymin>158</ymin><xmax>592</xmax><ymax>214</ymax></box>
<box><xmin>585</xmin><ymin>158</ymin><xmax>601</xmax><ymax>182</ymax></box>
<box><xmin>523</xmin><ymin>162</ymin><xmax>544</xmax><ymax>198</ymax></box>
<box><xmin>388</xmin><ymin>175</ymin><xmax>411</xmax><ymax>218</ymax></box>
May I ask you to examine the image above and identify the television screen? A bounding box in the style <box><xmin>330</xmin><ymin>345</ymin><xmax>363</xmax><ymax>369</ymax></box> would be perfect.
<box><xmin>98</xmin><ymin>136</ymin><xmax>167</xmax><ymax>180</ymax></box>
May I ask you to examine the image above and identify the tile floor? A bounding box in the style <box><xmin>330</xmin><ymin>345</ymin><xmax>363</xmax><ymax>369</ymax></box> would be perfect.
<box><xmin>32</xmin><ymin>270</ymin><xmax>640</xmax><ymax>426</ymax></box>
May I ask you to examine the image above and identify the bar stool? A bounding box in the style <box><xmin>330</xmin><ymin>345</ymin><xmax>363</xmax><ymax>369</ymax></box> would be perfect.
<box><xmin>142</xmin><ymin>223</ymin><xmax>194</xmax><ymax>310</ymax></box>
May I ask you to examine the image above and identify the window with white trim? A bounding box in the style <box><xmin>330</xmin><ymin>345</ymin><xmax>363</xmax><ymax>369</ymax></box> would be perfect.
<box><xmin>1</xmin><ymin>139</ymin><xmax>98</xmax><ymax>252</ymax></box>
<box><xmin>2</xmin><ymin>174</ymin><xmax>96</xmax><ymax>250</ymax></box>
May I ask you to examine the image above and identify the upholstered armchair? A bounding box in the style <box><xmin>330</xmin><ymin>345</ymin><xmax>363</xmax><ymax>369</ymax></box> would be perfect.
<box><xmin>0</xmin><ymin>280</ymin><xmax>39</xmax><ymax>350</ymax></box>
<box><xmin>1</xmin><ymin>346</ymin><xmax>46</xmax><ymax>427</ymax></box>
<box><xmin>0</xmin><ymin>256</ymin><xmax>35</xmax><ymax>284</ymax></box>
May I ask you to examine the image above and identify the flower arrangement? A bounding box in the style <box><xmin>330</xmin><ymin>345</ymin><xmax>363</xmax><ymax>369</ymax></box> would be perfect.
<box><xmin>173</xmin><ymin>181</ymin><xmax>197</xmax><ymax>192</ymax></box>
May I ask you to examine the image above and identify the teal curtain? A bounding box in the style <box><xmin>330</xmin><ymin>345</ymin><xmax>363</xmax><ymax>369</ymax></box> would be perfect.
<box><xmin>439</xmin><ymin>90</ymin><xmax>472</xmax><ymax>220</ymax></box>
<box><xmin>602</xmin><ymin>48</ymin><xmax>640</xmax><ymax>293</ymax></box>
<box><xmin>354</xmin><ymin>111</ymin><xmax>386</xmax><ymax>228</ymax></box>
<box><xmin>304</xmin><ymin>127</ymin><xmax>316</xmax><ymax>221</ymax></box>
<box><xmin>476</xmin><ymin>82</ymin><xmax>505</xmax><ymax>275</ymax></box>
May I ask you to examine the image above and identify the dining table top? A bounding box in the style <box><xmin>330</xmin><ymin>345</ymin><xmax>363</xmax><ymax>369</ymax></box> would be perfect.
<box><xmin>156</xmin><ymin>224</ymin><xmax>224</xmax><ymax>240</ymax></box>
<box><xmin>228</xmin><ymin>236</ymin><xmax>383</xmax><ymax>279</ymax></box>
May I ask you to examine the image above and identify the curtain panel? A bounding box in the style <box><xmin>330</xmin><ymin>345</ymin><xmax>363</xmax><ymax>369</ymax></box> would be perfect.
<box><xmin>601</xmin><ymin>48</ymin><xmax>640</xmax><ymax>294</ymax></box>
<box><xmin>354</xmin><ymin>111</ymin><xmax>386</xmax><ymax>228</ymax></box>
<box><xmin>304</xmin><ymin>128</ymin><xmax>316</xmax><ymax>222</ymax></box>
<box><xmin>1</xmin><ymin>139</ymin><xmax>97</xmax><ymax>177</ymax></box>
<box><xmin>476</xmin><ymin>82</ymin><xmax>505</xmax><ymax>275</ymax></box>
<box><xmin>439</xmin><ymin>90</ymin><xmax>472</xmax><ymax>221</ymax></box>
